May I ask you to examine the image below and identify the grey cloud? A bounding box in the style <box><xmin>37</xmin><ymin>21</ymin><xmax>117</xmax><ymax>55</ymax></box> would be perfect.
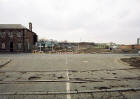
<box><xmin>0</xmin><ymin>0</ymin><xmax>140</xmax><ymax>44</ymax></box>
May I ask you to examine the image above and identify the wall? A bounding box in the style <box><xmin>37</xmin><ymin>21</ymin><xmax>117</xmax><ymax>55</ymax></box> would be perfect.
<box><xmin>23</xmin><ymin>29</ymin><xmax>34</xmax><ymax>52</ymax></box>
<box><xmin>0</xmin><ymin>29</ymin><xmax>35</xmax><ymax>52</ymax></box>
<box><xmin>0</xmin><ymin>29</ymin><xmax>24</xmax><ymax>52</ymax></box>
<box><xmin>120</xmin><ymin>45</ymin><xmax>140</xmax><ymax>50</ymax></box>
<box><xmin>134</xmin><ymin>45</ymin><xmax>140</xmax><ymax>50</ymax></box>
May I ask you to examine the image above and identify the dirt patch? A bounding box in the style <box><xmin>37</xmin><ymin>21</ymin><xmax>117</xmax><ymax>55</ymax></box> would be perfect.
<box><xmin>112</xmin><ymin>73</ymin><xmax>117</xmax><ymax>75</ymax></box>
<box><xmin>123</xmin><ymin>76</ymin><xmax>140</xmax><ymax>80</ymax></box>
<box><xmin>81</xmin><ymin>85</ymin><xmax>86</xmax><ymax>87</ymax></box>
<box><xmin>70</xmin><ymin>78</ymin><xmax>103</xmax><ymax>82</ymax></box>
<box><xmin>70</xmin><ymin>70</ymin><xmax>78</xmax><ymax>72</ymax></box>
<box><xmin>57</xmin><ymin>76</ymin><xmax>64</xmax><ymax>79</ymax></box>
<box><xmin>121</xmin><ymin>57</ymin><xmax>140</xmax><ymax>67</ymax></box>
<box><xmin>28</xmin><ymin>76</ymin><xmax>41</xmax><ymax>80</ymax></box>
<box><xmin>20</xmin><ymin>71</ymin><xmax>27</xmax><ymax>74</ymax></box>
<box><xmin>78</xmin><ymin>47</ymin><xmax>111</xmax><ymax>54</ymax></box>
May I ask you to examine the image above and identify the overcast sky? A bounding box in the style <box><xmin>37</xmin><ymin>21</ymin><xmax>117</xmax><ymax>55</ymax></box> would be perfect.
<box><xmin>0</xmin><ymin>0</ymin><xmax>140</xmax><ymax>44</ymax></box>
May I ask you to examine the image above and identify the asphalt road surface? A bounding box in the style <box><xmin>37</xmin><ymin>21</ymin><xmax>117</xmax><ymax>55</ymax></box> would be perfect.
<box><xmin>0</xmin><ymin>53</ymin><xmax>140</xmax><ymax>99</ymax></box>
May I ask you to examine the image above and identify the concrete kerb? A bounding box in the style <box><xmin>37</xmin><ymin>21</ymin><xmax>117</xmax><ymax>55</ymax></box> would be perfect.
<box><xmin>0</xmin><ymin>58</ymin><xmax>12</xmax><ymax>68</ymax></box>
<box><xmin>0</xmin><ymin>87</ymin><xmax>140</xmax><ymax>95</ymax></box>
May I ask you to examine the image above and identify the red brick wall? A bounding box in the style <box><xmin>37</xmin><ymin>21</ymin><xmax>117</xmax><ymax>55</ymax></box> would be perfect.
<box><xmin>24</xmin><ymin>29</ymin><xmax>34</xmax><ymax>52</ymax></box>
<box><xmin>0</xmin><ymin>29</ymin><xmax>35</xmax><ymax>52</ymax></box>
<box><xmin>0</xmin><ymin>29</ymin><xmax>25</xmax><ymax>52</ymax></box>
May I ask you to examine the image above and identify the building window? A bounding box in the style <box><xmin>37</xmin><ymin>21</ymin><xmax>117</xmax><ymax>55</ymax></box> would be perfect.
<box><xmin>9</xmin><ymin>32</ymin><xmax>13</xmax><ymax>37</ymax></box>
<box><xmin>18</xmin><ymin>43</ymin><xmax>22</xmax><ymax>49</ymax></box>
<box><xmin>1</xmin><ymin>32</ymin><xmax>6</xmax><ymax>37</ymax></box>
<box><xmin>2</xmin><ymin>43</ymin><xmax>5</xmax><ymax>49</ymax></box>
<box><xmin>18</xmin><ymin>32</ymin><xmax>22</xmax><ymax>37</ymax></box>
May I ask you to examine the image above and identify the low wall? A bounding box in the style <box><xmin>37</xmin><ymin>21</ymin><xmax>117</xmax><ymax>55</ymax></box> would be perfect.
<box><xmin>120</xmin><ymin>45</ymin><xmax>140</xmax><ymax>50</ymax></box>
<box><xmin>134</xmin><ymin>45</ymin><xmax>140</xmax><ymax>50</ymax></box>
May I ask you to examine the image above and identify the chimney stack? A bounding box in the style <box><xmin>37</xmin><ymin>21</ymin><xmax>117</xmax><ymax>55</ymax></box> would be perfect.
<box><xmin>29</xmin><ymin>22</ymin><xmax>32</xmax><ymax>31</ymax></box>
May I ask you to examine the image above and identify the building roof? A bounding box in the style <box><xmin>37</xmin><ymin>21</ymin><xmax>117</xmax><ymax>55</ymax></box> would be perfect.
<box><xmin>0</xmin><ymin>24</ymin><xmax>27</xmax><ymax>29</ymax></box>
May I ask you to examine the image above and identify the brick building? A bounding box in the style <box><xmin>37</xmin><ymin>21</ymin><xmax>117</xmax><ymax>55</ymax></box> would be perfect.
<box><xmin>0</xmin><ymin>23</ymin><xmax>38</xmax><ymax>52</ymax></box>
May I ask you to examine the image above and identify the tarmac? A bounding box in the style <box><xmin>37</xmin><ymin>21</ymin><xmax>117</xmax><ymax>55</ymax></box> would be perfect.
<box><xmin>0</xmin><ymin>53</ymin><xmax>140</xmax><ymax>99</ymax></box>
<box><xmin>0</xmin><ymin>58</ymin><xmax>11</xmax><ymax>68</ymax></box>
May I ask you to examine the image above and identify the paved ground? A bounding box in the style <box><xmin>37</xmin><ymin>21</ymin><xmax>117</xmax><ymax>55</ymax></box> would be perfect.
<box><xmin>0</xmin><ymin>53</ymin><xmax>140</xmax><ymax>99</ymax></box>
<box><xmin>0</xmin><ymin>58</ymin><xmax>11</xmax><ymax>68</ymax></box>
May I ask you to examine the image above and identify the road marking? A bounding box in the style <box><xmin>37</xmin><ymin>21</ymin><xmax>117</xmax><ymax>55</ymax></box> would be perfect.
<box><xmin>65</xmin><ymin>55</ymin><xmax>71</xmax><ymax>99</ymax></box>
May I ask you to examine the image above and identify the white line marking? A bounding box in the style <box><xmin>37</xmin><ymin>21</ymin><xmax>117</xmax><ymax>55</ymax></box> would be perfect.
<box><xmin>65</xmin><ymin>55</ymin><xmax>71</xmax><ymax>99</ymax></box>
